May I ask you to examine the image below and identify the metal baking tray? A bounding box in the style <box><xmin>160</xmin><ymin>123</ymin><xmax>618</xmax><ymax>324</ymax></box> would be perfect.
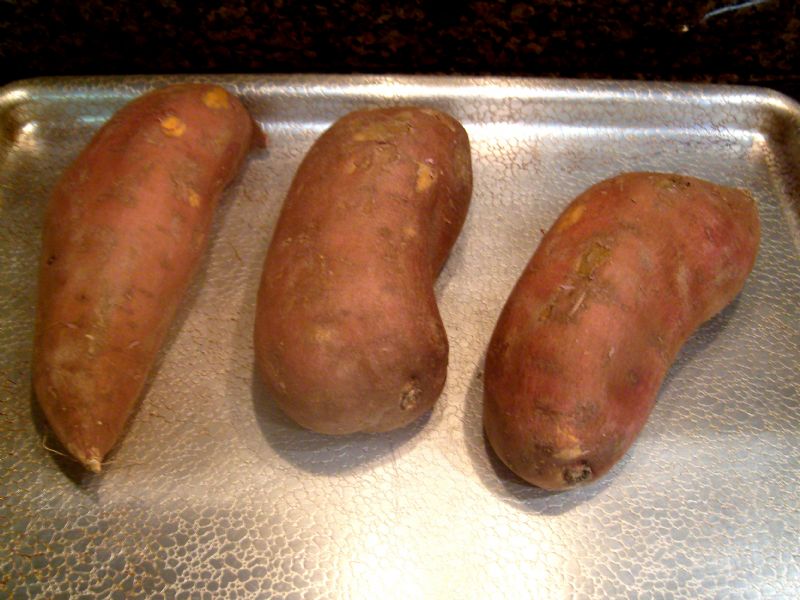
<box><xmin>1</xmin><ymin>75</ymin><xmax>798</xmax><ymax>598</ymax></box>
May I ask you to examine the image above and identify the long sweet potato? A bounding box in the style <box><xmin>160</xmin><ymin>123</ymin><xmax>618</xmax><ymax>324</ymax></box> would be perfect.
<box><xmin>33</xmin><ymin>83</ymin><xmax>264</xmax><ymax>472</ymax></box>
<box><xmin>484</xmin><ymin>172</ymin><xmax>760</xmax><ymax>490</ymax></box>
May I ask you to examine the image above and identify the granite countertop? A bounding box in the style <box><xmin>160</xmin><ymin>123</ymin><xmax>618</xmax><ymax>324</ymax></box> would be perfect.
<box><xmin>0</xmin><ymin>0</ymin><xmax>798</xmax><ymax>97</ymax></box>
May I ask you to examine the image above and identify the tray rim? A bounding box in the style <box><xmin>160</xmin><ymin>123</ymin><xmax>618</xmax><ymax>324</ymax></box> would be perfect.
<box><xmin>2</xmin><ymin>73</ymin><xmax>799</xmax><ymax>119</ymax></box>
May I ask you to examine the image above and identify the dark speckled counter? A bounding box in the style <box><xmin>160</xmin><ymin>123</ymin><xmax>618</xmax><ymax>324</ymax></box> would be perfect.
<box><xmin>0</xmin><ymin>1</ymin><xmax>797</xmax><ymax>97</ymax></box>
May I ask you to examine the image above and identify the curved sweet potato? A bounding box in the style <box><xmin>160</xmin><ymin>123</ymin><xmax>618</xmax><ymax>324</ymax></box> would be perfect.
<box><xmin>254</xmin><ymin>107</ymin><xmax>472</xmax><ymax>434</ymax></box>
<box><xmin>484</xmin><ymin>172</ymin><xmax>760</xmax><ymax>490</ymax></box>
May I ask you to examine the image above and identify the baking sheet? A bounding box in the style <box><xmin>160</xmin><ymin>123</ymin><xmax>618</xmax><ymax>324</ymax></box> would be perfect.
<box><xmin>1</xmin><ymin>75</ymin><xmax>798</xmax><ymax>598</ymax></box>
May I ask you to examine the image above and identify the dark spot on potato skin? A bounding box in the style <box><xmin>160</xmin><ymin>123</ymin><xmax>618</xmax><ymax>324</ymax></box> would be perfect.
<box><xmin>506</xmin><ymin>442</ymin><xmax>554</xmax><ymax>474</ymax></box>
<box><xmin>527</xmin><ymin>354</ymin><xmax>563</xmax><ymax>376</ymax></box>
<box><xmin>533</xmin><ymin>442</ymin><xmax>555</xmax><ymax>457</ymax></box>
<box><xmin>519</xmin><ymin>402</ymin><xmax>555</xmax><ymax>422</ymax></box>
<box><xmin>563</xmin><ymin>462</ymin><xmax>592</xmax><ymax>485</ymax></box>
<box><xmin>46</xmin><ymin>255</ymin><xmax>57</xmax><ymax>265</ymax></box>
<box><xmin>490</xmin><ymin>340</ymin><xmax>509</xmax><ymax>360</ymax></box>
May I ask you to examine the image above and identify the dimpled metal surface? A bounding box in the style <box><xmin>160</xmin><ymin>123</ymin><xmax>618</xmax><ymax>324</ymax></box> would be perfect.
<box><xmin>0</xmin><ymin>75</ymin><xmax>798</xmax><ymax>598</ymax></box>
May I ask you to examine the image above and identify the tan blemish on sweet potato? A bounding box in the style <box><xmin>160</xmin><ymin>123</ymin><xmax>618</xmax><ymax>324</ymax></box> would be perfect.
<box><xmin>555</xmin><ymin>204</ymin><xmax>586</xmax><ymax>233</ymax></box>
<box><xmin>160</xmin><ymin>115</ymin><xmax>186</xmax><ymax>137</ymax></box>
<box><xmin>187</xmin><ymin>189</ymin><xmax>201</xmax><ymax>208</ymax></box>
<box><xmin>345</xmin><ymin>152</ymin><xmax>378</xmax><ymax>176</ymax></box>
<box><xmin>313</xmin><ymin>326</ymin><xmax>336</xmax><ymax>344</ymax></box>
<box><xmin>202</xmin><ymin>87</ymin><xmax>230</xmax><ymax>110</ymax></box>
<box><xmin>84</xmin><ymin>333</ymin><xmax>97</xmax><ymax>355</ymax></box>
<box><xmin>555</xmin><ymin>423</ymin><xmax>580</xmax><ymax>446</ymax></box>
<box><xmin>415</xmin><ymin>162</ymin><xmax>436</xmax><ymax>192</ymax></box>
<box><xmin>577</xmin><ymin>242</ymin><xmax>611</xmax><ymax>277</ymax></box>
<box><xmin>352</xmin><ymin>118</ymin><xmax>411</xmax><ymax>143</ymax></box>
<box><xmin>554</xmin><ymin>445</ymin><xmax>586</xmax><ymax>461</ymax></box>
<box><xmin>402</xmin><ymin>225</ymin><xmax>419</xmax><ymax>239</ymax></box>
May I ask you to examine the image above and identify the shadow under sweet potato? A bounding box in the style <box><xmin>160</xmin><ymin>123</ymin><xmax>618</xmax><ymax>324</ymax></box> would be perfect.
<box><xmin>248</xmin><ymin>361</ymin><xmax>431</xmax><ymax>477</ymax></box>
<box><xmin>461</xmin><ymin>355</ymin><xmax>620</xmax><ymax>515</ymax></box>
<box><xmin>460</xmin><ymin>294</ymin><xmax>747</xmax><ymax>514</ymax></box>
<box><xmin>29</xmin><ymin>389</ymin><xmax>98</xmax><ymax>492</ymax></box>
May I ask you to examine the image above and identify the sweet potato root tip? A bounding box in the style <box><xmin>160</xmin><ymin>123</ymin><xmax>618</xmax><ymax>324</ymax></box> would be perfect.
<box><xmin>85</xmin><ymin>456</ymin><xmax>102</xmax><ymax>474</ymax></box>
<box><xmin>563</xmin><ymin>463</ymin><xmax>592</xmax><ymax>486</ymax></box>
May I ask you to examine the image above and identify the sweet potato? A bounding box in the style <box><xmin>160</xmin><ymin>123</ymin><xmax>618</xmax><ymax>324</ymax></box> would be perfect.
<box><xmin>484</xmin><ymin>173</ymin><xmax>760</xmax><ymax>490</ymax></box>
<box><xmin>254</xmin><ymin>107</ymin><xmax>472</xmax><ymax>434</ymax></box>
<box><xmin>33</xmin><ymin>83</ymin><xmax>264</xmax><ymax>472</ymax></box>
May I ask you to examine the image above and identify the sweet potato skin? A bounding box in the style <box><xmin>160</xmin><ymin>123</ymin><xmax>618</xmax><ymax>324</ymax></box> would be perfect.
<box><xmin>484</xmin><ymin>173</ymin><xmax>760</xmax><ymax>490</ymax></box>
<box><xmin>254</xmin><ymin>107</ymin><xmax>472</xmax><ymax>434</ymax></box>
<box><xmin>34</xmin><ymin>83</ymin><xmax>263</xmax><ymax>472</ymax></box>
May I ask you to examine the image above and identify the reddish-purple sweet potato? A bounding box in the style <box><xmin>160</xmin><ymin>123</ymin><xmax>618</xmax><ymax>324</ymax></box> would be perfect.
<box><xmin>254</xmin><ymin>107</ymin><xmax>472</xmax><ymax>434</ymax></box>
<box><xmin>484</xmin><ymin>172</ymin><xmax>760</xmax><ymax>490</ymax></box>
<box><xmin>34</xmin><ymin>83</ymin><xmax>264</xmax><ymax>472</ymax></box>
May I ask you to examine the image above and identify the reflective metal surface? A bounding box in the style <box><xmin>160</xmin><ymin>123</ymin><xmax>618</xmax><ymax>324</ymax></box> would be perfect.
<box><xmin>1</xmin><ymin>75</ymin><xmax>798</xmax><ymax>598</ymax></box>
